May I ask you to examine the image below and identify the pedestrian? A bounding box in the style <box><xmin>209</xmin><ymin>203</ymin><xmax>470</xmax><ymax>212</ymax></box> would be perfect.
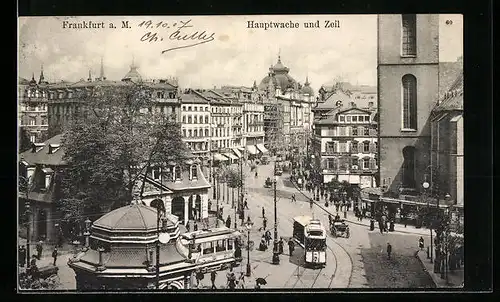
<box><xmin>288</xmin><ymin>238</ymin><xmax>295</xmax><ymax>256</ymax></box>
<box><xmin>208</xmin><ymin>198</ymin><xmax>212</xmax><ymax>211</ymax></box>
<box><xmin>278</xmin><ymin>237</ymin><xmax>284</xmax><ymax>254</ymax></box>
<box><xmin>344</xmin><ymin>210</ymin><xmax>347</xmax><ymax>219</ymax></box>
<box><xmin>291</xmin><ymin>194</ymin><xmax>296</xmax><ymax>203</ymax></box>
<box><xmin>186</xmin><ymin>222</ymin><xmax>191</xmax><ymax>232</ymax></box>
<box><xmin>309</xmin><ymin>200</ymin><xmax>313</xmax><ymax>210</ymax></box>
<box><xmin>387</xmin><ymin>242</ymin><xmax>392</xmax><ymax>259</ymax></box>
<box><xmin>265</xmin><ymin>230</ymin><xmax>271</xmax><ymax>246</ymax></box>
<box><xmin>419</xmin><ymin>236</ymin><xmax>425</xmax><ymax>250</ymax></box>
<box><xmin>238</xmin><ymin>272</ymin><xmax>246</xmax><ymax>289</ymax></box>
<box><xmin>210</xmin><ymin>270</ymin><xmax>217</xmax><ymax>289</ymax></box>
<box><xmin>19</xmin><ymin>245</ymin><xmax>26</xmax><ymax>267</ymax></box>
<box><xmin>194</xmin><ymin>222</ymin><xmax>198</xmax><ymax>231</ymax></box>
<box><xmin>263</xmin><ymin>216</ymin><xmax>267</xmax><ymax>230</ymax></box>
<box><xmin>259</xmin><ymin>235</ymin><xmax>268</xmax><ymax>251</ymax></box>
<box><xmin>36</xmin><ymin>241</ymin><xmax>43</xmax><ymax>260</ymax></box>
<box><xmin>244</xmin><ymin>199</ymin><xmax>249</xmax><ymax>209</ymax></box>
<box><xmin>52</xmin><ymin>247</ymin><xmax>58</xmax><ymax>266</ymax></box>
<box><xmin>262</xmin><ymin>207</ymin><xmax>265</xmax><ymax>218</ymax></box>
<box><xmin>226</xmin><ymin>216</ymin><xmax>232</xmax><ymax>228</ymax></box>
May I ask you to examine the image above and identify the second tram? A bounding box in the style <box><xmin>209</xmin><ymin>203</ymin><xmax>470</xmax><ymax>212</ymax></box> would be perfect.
<box><xmin>292</xmin><ymin>216</ymin><xmax>327</xmax><ymax>267</ymax></box>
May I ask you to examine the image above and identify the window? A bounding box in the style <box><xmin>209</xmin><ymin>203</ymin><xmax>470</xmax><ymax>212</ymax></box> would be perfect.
<box><xmin>352</xmin><ymin>157</ymin><xmax>359</xmax><ymax>167</ymax></box>
<box><xmin>227</xmin><ymin>239</ymin><xmax>234</xmax><ymax>250</ymax></box>
<box><xmin>182</xmin><ymin>106</ymin><xmax>186</xmax><ymax>111</ymax></box>
<box><xmin>188</xmin><ymin>106</ymin><xmax>192</xmax><ymax>111</ymax></box>
<box><xmin>402</xmin><ymin>14</ymin><xmax>417</xmax><ymax>56</ymax></box>
<box><xmin>363</xmin><ymin>141</ymin><xmax>370</xmax><ymax>153</ymax></box>
<box><xmin>191</xmin><ymin>165</ymin><xmax>198</xmax><ymax>179</ymax></box>
<box><xmin>326</xmin><ymin>142</ymin><xmax>336</xmax><ymax>153</ymax></box>
<box><xmin>203</xmin><ymin>242</ymin><xmax>214</xmax><ymax>255</ymax></box>
<box><xmin>362</xmin><ymin>158</ymin><xmax>370</xmax><ymax>169</ymax></box>
<box><xmin>364</xmin><ymin>127</ymin><xmax>370</xmax><ymax>136</ymax></box>
<box><xmin>205</xmin><ymin>129</ymin><xmax>209</xmax><ymax>137</ymax></box>
<box><xmin>364</xmin><ymin>116</ymin><xmax>370</xmax><ymax>122</ymax></box>
<box><xmin>338</xmin><ymin>127</ymin><xmax>346</xmax><ymax>136</ymax></box>
<box><xmin>339</xmin><ymin>142</ymin><xmax>347</xmax><ymax>153</ymax></box>
<box><xmin>205</xmin><ymin>116</ymin><xmax>209</xmax><ymax>123</ymax></box>
<box><xmin>30</xmin><ymin>134</ymin><xmax>36</xmax><ymax>143</ymax></box>
<box><xmin>402</xmin><ymin>74</ymin><xmax>417</xmax><ymax>130</ymax></box>
<box><xmin>152</xmin><ymin>166</ymin><xmax>160</xmax><ymax>180</ymax></box>
<box><xmin>216</xmin><ymin>240</ymin><xmax>226</xmax><ymax>252</ymax></box>
<box><xmin>194</xmin><ymin>116</ymin><xmax>198</xmax><ymax>124</ymax></box>
<box><xmin>194</xmin><ymin>106</ymin><xmax>198</xmax><ymax>111</ymax></box>
<box><xmin>352</xmin><ymin>127</ymin><xmax>358</xmax><ymax>136</ymax></box>
<box><xmin>346</xmin><ymin>116</ymin><xmax>351</xmax><ymax>122</ymax></box>
<box><xmin>29</xmin><ymin>117</ymin><xmax>36</xmax><ymax>126</ymax></box>
<box><xmin>182</xmin><ymin>129</ymin><xmax>186</xmax><ymax>137</ymax></box>
<box><xmin>188</xmin><ymin>130</ymin><xmax>192</xmax><ymax>137</ymax></box>
<box><xmin>327</xmin><ymin>158</ymin><xmax>335</xmax><ymax>170</ymax></box>
<box><xmin>352</xmin><ymin>116</ymin><xmax>358</xmax><ymax>122</ymax></box>
<box><xmin>188</xmin><ymin>116</ymin><xmax>192</xmax><ymax>124</ymax></box>
<box><xmin>351</xmin><ymin>141</ymin><xmax>358</xmax><ymax>153</ymax></box>
<box><xmin>174</xmin><ymin>166</ymin><xmax>182</xmax><ymax>180</ymax></box>
<box><xmin>194</xmin><ymin>129</ymin><xmax>198</xmax><ymax>137</ymax></box>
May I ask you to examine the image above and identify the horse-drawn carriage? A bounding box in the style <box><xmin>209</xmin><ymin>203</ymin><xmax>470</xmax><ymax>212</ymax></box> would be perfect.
<box><xmin>330</xmin><ymin>219</ymin><xmax>350</xmax><ymax>238</ymax></box>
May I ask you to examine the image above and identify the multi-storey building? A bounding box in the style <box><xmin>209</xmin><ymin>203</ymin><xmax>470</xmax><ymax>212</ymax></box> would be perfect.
<box><xmin>313</xmin><ymin>102</ymin><xmax>378</xmax><ymax>187</ymax></box>
<box><xmin>259</xmin><ymin>56</ymin><xmax>314</xmax><ymax>154</ymax></box>
<box><xmin>45</xmin><ymin>60</ymin><xmax>181</xmax><ymax>137</ymax></box>
<box><xmin>377</xmin><ymin>14</ymin><xmax>439</xmax><ymax>195</ymax></box>
<box><xmin>18</xmin><ymin>67</ymin><xmax>49</xmax><ymax>145</ymax></box>
<box><xmin>218</xmin><ymin>85</ymin><xmax>266</xmax><ymax>157</ymax></box>
<box><xmin>377</xmin><ymin>14</ymin><xmax>462</xmax><ymax>198</ymax></box>
<box><xmin>430</xmin><ymin>71</ymin><xmax>463</xmax><ymax>207</ymax></box>
<box><xmin>179</xmin><ymin>90</ymin><xmax>211</xmax><ymax>164</ymax></box>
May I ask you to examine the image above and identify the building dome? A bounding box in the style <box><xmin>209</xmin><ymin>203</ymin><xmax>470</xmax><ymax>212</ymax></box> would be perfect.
<box><xmin>93</xmin><ymin>203</ymin><xmax>159</xmax><ymax>232</ymax></box>
<box><xmin>258</xmin><ymin>56</ymin><xmax>297</xmax><ymax>91</ymax></box>
<box><xmin>301</xmin><ymin>77</ymin><xmax>314</xmax><ymax>96</ymax></box>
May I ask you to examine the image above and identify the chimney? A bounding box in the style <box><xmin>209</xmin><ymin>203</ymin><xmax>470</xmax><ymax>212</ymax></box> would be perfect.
<box><xmin>350</xmin><ymin>102</ymin><xmax>356</xmax><ymax>108</ymax></box>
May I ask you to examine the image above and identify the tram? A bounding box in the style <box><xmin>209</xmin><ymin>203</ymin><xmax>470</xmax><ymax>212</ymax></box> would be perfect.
<box><xmin>292</xmin><ymin>216</ymin><xmax>327</xmax><ymax>267</ymax></box>
<box><xmin>177</xmin><ymin>226</ymin><xmax>243</xmax><ymax>273</ymax></box>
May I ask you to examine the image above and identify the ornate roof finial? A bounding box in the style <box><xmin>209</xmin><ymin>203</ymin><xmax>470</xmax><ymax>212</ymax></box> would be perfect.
<box><xmin>277</xmin><ymin>48</ymin><xmax>281</xmax><ymax>63</ymax></box>
<box><xmin>131</xmin><ymin>55</ymin><xmax>136</xmax><ymax>69</ymax></box>
<box><xmin>39</xmin><ymin>64</ymin><xmax>45</xmax><ymax>84</ymax></box>
<box><xmin>305</xmin><ymin>75</ymin><xmax>310</xmax><ymax>85</ymax></box>
<box><xmin>88</xmin><ymin>69</ymin><xmax>92</xmax><ymax>82</ymax></box>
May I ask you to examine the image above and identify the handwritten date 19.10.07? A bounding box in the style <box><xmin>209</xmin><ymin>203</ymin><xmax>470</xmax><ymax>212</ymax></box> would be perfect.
<box><xmin>138</xmin><ymin>19</ymin><xmax>216</xmax><ymax>53</ymax></box>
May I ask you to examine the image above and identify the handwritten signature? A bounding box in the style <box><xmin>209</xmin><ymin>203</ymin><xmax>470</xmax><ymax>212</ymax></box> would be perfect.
<box><xmin>138</xmin><ymin>19</ymin><xmax>216</xmax><ymax>54</ymax></box>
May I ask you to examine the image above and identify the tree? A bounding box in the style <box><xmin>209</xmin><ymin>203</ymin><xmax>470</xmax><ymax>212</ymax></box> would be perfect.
<box><xmin>57</xmin><ymin>83</ymin><xmax>188</xmax><ymax>225</ymax></box>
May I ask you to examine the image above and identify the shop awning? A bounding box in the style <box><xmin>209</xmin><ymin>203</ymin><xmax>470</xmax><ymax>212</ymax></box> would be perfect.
<box><xmin>256</xmin><ymin>144</ymin><xmax>268</xmax><ymax>153</ymax></box>
<box><xmin>232</xmin><ymin>148</ymin><xmax>242</xmax><ymax>158</ymax></box>
<box><xmin>224</xmin><ymin>153</ymin><xmax>238</xmax><ymax>160</ymax></box>
<box><xmin>213</xmin><ymin>153</ymin><xmax>229</xmax><ymax>161</ymax></box>
<box><xmin>246</xmin><ymin>145</ymin><xmax>258</xmax><ymax>155</ymax></box>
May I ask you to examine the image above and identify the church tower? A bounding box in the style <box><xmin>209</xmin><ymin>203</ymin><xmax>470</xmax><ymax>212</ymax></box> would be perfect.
<box><xmin>377</xmin><ymin>14</ymin><xmax>439</xmax><ymax>194</ymax></box>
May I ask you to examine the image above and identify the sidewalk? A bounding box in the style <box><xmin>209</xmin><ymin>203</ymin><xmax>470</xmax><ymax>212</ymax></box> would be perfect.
<box><xmin>416</xmin><ymin>250</ymin><xmax>464</xmax><ymax>288</ymax></box>
<box><xmin>279</xmin><ymin>177</ymin><xmax>433</xmax><ymax>237</ymax></box>
<box><xmin>18</xmin><ymin>238</ymin><xmax>79</xmax><ymax>259</ymax></box>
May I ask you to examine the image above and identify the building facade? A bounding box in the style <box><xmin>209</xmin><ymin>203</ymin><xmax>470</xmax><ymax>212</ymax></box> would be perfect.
<box><xmin>313</xmin><ymin>103</ymin><xmax>378</xmax><ymax>187</ymax></box>
<box><xmin>18</xmin><ymin>68</ymin><xmax>49</xmax><ymax>145</ymax></box>
<box><xmin>377</xmin><ymin>14</ymin><xmax>439</xmax><ymax>195</ymax></box>
<box><xmin>430</xmin><ymin>71</ymin><xmax>463</xmax><ymax>207</ymax></box>
<box><xmin>258</xmin><ymin>56</ymin><xmax>314</xmax><ymax>153</ymax></box>
<box><xmin>45</xmin><ymin>61</ymin><xmax>181</xmax><ymax>137</ymax></box>
<box><xmin>19</xmin><ymin>135</ymin><xmax>65</xmax><ymax>243</ymax></box>
<box><xmin>180</xmin><ymin>90</ymin><xmax>212</xmax><ymax>164</ymax></box>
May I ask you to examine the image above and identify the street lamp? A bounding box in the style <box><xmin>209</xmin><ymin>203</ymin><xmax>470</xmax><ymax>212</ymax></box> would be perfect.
<box><xmin>83</xmin><ymin>218</ymin><xmax>91</xmax><ymax>251</ymax></box>
<box><xmin>444</xmin><ymin>193</ymin><xmax>452</xmax><ymax>285</ymax></box>
<box><xmin>422</xmin><ymin>181</ymin><xmax>433</xmax><ymax>263</ymax></box>
<box><xmin>272</xmin><ymin>173</ymin><xmax>280</xmax><ymax>265</ymax></box>
<box><xmin>245</xmin><ymin>219</ymin><xmax>254</xmax><ymax>277</ymax></box>
<box><xmin>24</xmin><ymin>200</ymin><xmax>31</xmax><ymax>268</ymax></box>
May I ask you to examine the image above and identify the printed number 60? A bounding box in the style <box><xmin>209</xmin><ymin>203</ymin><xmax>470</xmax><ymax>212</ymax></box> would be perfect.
<box><xmin>446</xmin><ymin>20</ymin><xmax>453</xmax><ymax>25</ymax></box>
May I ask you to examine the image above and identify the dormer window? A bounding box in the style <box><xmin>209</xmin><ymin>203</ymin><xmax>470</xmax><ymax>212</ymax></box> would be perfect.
<box><xmin>339</xmin><ymin>116</ymin><xmax>345</xmax><ymax>122</ymax></box>
<box><xmin>42</xmin><ymin>167</ymin><xmax>54</xmax><ymax>190</ymax></box>
<box><xmin>152</xmin><ymin>166</ymin><xmax>161</xmax><ymax>181</ymax></box>
<box><xmin>48</xmin><ymin>144</ymin><xmax>60</xmax><ymax>154</ymax></box>
<box><xmin>190</xmin><ymin>165</ymin><xmax>198</xmax><ymax>180</ymax></box>
<box><xmin>32</xmin><ymin>143</ymin><xmax>45</xmax><ymax>153</ymax></box>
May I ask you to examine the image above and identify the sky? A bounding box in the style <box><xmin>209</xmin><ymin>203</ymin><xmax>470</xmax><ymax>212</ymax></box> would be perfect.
<box><xmin>18</xmin><ymin>14</ymin><xmax>463</xmax><ymax>90</ymax></box>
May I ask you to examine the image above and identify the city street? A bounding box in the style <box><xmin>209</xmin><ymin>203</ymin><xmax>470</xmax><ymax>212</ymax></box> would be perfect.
<box><xmin>205</xmin><ymin>159</ymin><xmax>437</xmax><ymax>289</ymax></box>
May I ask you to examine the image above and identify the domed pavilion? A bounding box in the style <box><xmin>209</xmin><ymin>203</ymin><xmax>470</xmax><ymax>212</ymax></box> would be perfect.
<box><xmin>68</xmin><ymin>203</ymin><xmax>196</xmax><ymax>290</ymax></box>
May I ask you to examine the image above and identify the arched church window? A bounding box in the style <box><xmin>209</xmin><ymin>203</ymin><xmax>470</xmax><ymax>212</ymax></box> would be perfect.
<box><xmin>402</xmin><ymin>14</ymin><xmax>417</xmax><ymax>56</ymax></box>
<box><xmin>402</xmin><ymin>74</ymin><xmax>417</xmax><ymax>130</ymax></box>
